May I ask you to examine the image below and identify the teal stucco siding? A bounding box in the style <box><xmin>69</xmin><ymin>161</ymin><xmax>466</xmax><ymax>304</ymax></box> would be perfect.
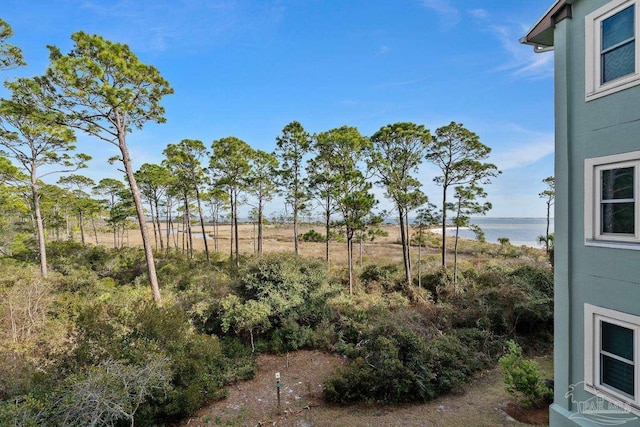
<box><xmin>543</xmin><ymin>0</ymin><xmax>640</xmax><ymax>425</ymax></box>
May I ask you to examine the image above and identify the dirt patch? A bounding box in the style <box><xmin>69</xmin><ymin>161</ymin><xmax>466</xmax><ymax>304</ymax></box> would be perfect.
<box><xmin>180</xmin><ymin>350</ymin><xmax>546</xmax><ymax>427</ymax></box>
<box><xmin>503</xmin><ymin>402</ymin><xmax>549</xmax><ymax>426</ymax></box>
<box><xmin>181</xmin><ymin>350</ymin><xmax>346</xmax><ymax>426</ymax></box>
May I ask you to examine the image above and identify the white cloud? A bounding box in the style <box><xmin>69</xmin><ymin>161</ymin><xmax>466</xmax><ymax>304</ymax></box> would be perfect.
<box><xmin>421</xmin><ymin>0</ymin><xmax>460</xmax><ymax>27</ymax></box>
<box><xmin>374</xmin><ymin>77</ymin><xmax>428</xmax><ymax>89</ymax></box>
<box><xmin>376</xmin><ymin>45</ymin><xmax>391</xmax><ymax>56</ymax></box>
<box><xmin>468</xmin><ymin>8</ymin><xmax>489</xmax><ymax>19</ymax></box>
<box><xmin>77</xmin><ymin>0</ymin><xmax>284</xmax><ymax>53</ymax></box>
<box><xmin>466</xmin><ymin>9</ymin><xmax>553</xmax><ymax>79</ymax></box>
<box><xmin>490</xmin><ymin>129</ymin><xmax>554</xmax><ymax>171</ymax></box>
<box><xmin>489</xmin><ymin>23</ymin><xmax>554</xmax><ymax>79</ymax></box>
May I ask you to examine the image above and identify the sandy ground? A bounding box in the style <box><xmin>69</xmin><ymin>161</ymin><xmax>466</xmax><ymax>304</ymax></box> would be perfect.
<box><xmin>92</xmin><ymin>222</ymin><xmax>433</xmax><ymax>266</ymax></box>
<box><xmin>179</xmin><ymin>350</ymin><xmax>550</xmax><ymax>427</ymax></box>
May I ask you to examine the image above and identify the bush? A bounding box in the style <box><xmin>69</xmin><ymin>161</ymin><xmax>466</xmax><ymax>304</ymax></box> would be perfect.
<box><xmin>126</xmin><ymin>305</ymin><xmax>227</xmax><ymax>421</ymax></box>
<box><xmin>324</xmin><ymin>308</ymin><xmax>496</xmax><ymax>404</ymax></box>
<box><xmin>47</xmin><ymin>242</ymin><xmax>147</xmax><ymax>285</ymax></box>
<box><xmin>499</xmin><ymin>340</ymin><xmax>552</xmax><ymax>407</ymax></box>
<box><xmin>62</xmin><ymin>301</ymin><xmax>234</xmax><ymax>424</ymax></box>
<box><xmin>359</xmin><ymin>264</ymin><xmax>403</xmax><ymax>293</ymax></box>
<box><xmin>299</xmin><ymin>229</ymin><xmax>324</xmax><ymax>242</ymax></box>
<box><xmin>228</xmin><ymin>253</ymin><xmax>339</xmax><ymax>352</ymax></box>
<box><xmin>420</xmin><ymin>267</ymin><xmax>455</xmax><ymax>302</ymax></box>
<box><xmin>443</xmin><ymin>264</ymin><xmax>553</xmax><ymax>341</ymax></box>
<box><xmin>46</xmin><ymin>357</ymin><xmax>172</xmax><ymax>427</ymax></box>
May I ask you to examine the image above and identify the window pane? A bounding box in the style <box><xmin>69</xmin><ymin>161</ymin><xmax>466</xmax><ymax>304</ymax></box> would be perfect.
<box><xmin>603</xmin><ymin>41</ymin><xmax>636</xmax><ymax>82</ymax></box>
<box><xmin>602</xmin><ymin>167</ymin><xmax>634</xmax><ymax>200</ymax></box>
<box><xmin>602</xmin><ymin>321</ymin><xmax>634</xmax><ymax>360</ymax></box>
<box><xmin>601</xmin><ymin>202</ymin><xmax>635</xmax><ymax>233</ymax></box>
<box><xmin>602</xmin><ymin>354</ymin><xmax>635</xmax><ymax>396</ymax></box>
<box><xmin>603</xmin><ymin>5</ymin><xmax>635</xmax><ymax>50</ymax></box>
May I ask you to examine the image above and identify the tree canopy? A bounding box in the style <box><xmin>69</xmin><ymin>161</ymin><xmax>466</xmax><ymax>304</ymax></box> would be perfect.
<box><xmin>45</xmin><ymin>31</ymin><xmax>173</xmax><ymax>305</ymax></box>
<box><xmin>426</xmin><ymin>122</ymin><xmax>500</xmax><ymax>267</ymax></box>
<box><xmin>0</xmin><ymin>18</ymin><xmax>25</xmax><ymax>70</ymax></box>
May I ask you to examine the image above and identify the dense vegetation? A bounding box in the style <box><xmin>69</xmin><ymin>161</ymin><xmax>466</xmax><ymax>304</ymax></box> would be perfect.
<box><xmin>0</xmin><ymin>238</ymin><xmax>552</xmax><ymax>425</ymax></box>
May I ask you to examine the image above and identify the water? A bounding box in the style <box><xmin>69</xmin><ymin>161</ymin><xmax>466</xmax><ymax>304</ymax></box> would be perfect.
<box><xmin>433</xmin><ymin>217</ymin><xmax>554</xmax><ymax>248</ymax></box>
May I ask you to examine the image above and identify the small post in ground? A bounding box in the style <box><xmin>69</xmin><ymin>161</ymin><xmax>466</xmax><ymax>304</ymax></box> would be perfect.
<box><xmin>275</xmin><ymin>372</ymin><xmax>283</xmax><ymax>415</ymax></box>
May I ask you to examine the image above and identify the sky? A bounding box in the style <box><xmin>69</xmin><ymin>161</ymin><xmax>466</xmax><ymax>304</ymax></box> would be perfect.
<box><xmin>1</xmin><ymin>0</ymin><xmax>556</xmax><ymax>218</ymax></box>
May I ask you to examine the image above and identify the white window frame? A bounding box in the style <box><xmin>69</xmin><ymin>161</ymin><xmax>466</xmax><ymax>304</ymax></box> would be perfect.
<box><xmin>585</xmin><ymin>150</ymin><xmax>640</xmax><ymax>249</ymax></box>
<box><xmin>585</xmin><ymin>0</ymin><xmax>640</xmax><ymax>101</ymax></box>
<box><xmin>584</xmin><ymin>304</ymin><xmax>640</xmax><ymax>413</ymax></box>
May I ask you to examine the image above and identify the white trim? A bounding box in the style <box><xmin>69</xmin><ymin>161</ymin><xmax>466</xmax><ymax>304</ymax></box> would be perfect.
<box><xmin>584</xmin><ymin>304</ymin><xmax>640</xmax><ymax>414</ymax></box>
<box><xmin>585</xmin><ymin>0</ymin><xmax>640</xmax><ymax>101</ymax></box>
<box><xmin>585</xmin><ymin>239</ymin><xmax>640</xmax><ymax>250</ymax></box>
<box><xmin>584</xmin><ymin>150</ymin><xmax>640</xmax><ymax>246</ymax></box>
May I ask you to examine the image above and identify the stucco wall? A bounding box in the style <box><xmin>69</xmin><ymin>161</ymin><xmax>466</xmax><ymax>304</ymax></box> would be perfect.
<box><xmin>551</xmin><ymin>0</ymin><xmax>640</xmax><ymax>424</ymax></box>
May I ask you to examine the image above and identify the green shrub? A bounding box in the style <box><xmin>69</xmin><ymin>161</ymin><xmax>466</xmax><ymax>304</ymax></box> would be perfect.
<box><xmin>228</xmin><ymin>253</ymin><xmax>339</xmax><ymax>352</ymax></box>
<box><xmin>444</xmin><ymin>264</ymin><xmax>553</xmax><ymax>340</ymax></box>
<box><xmin>299</xmin><ymin>229</ymin><xmax>324</xmax><ymax>242</ymax></box>
<box><xmin>424</xmin><ymin>329</ymin><xmax>495</xmax><ymax>395</ymax></box>
<box><xmin>324</xmin><ymin>307</ymin><xmax>496</xmax><ymax>405</ymax></box>
<box><xmin>46</xmin><ymin>357</ymin><xmax>172</xmax><ymax>427</ymax></box>
<box><xmin>64</xmin><ymin>301</ymin><xmax>234</xmax><ymax>424</ymax></box>
<box><xmin>216</xmin><ymin>337</ymin><xmax>258</xmax><ymax>385</ymax></box>
<box><xmin>127</xmin><ymin>305</ymin><xmax>227</xmax><ymax>421</ymax></box>
<box><xmin>499</xmin><ymin>340</ymin><xmax>552</xmax><ymax>407</ymax></box>
<box><xmin>0</xmin><ymin>394</ymin><xmax>44</xmax><ymax>426</ymax></box>
<box><xmin>420</xmin><ymin>267</ymin><xmax>455</xmax><ymax>302</ymax></box>
<box><xmin>47</xmin><ymin>242</ymin><xmax>147</xmax><ymax>285</ymax></box>
<box><xmin>359</xmin><ymin>264</ymin><xmax>403</xmax><ymax>293</ymax></box>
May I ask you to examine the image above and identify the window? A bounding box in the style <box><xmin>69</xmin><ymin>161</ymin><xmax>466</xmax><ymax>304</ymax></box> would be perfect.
<box><xmin>585</xmin><ymin>151</ymin><xmax>640</xmax><ymax>248</ymax></box>
<box><xmin>585</xmin><ymin>304</ymin><xmax>640</xmax><ymax>411</ymax></box>
<box><xmin>586</xmin><ymin>0</ymin><xmax>640</xmax><ymax>101</ymax></box>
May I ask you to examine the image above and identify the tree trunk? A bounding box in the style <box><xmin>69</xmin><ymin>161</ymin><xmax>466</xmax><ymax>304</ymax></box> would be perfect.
<box><xmin>454</xmin><ymin>224</ymin><xmax>460</xmax><ymax>290</ymax></box>
<box><xmin>30</xmin><ymin>171</ymin><xmax>48</xmax><ymax>278</ymax></box>
<box><xmin>119</xmin><ymin>134</ymin><xmax>162</xmax><ymax>306</ymax></box>
<box><xmin>293</xmin><ymin>204</ymin><xmax>299</xmax><ymax>256</ymax></box>
<box><xmin>441</xmin><ymin>186</ymin><xmax>448</xmax><ymax>267</ymax></box>
<box><xmin>183</xmin><ymin>196</ymin><xmax>193</xmax><ymax>259</ymax></box>
<box><xmin>79</xmin><ymin>211</ymin><xmax>86</xmax><ymax>245</ymax></box>
<box><xmin>453</xmin><ymin>203</ymin><xmax>461</xmax><ymax>290</ymax></box>
<box><xmin>398</xmin><ymin>207</ymin><xmax>411</xmax><ymax>285</ymax></box>
<box><xmin>229</xmin><ymin>190</ymin><xmax>234</xmax><ymax>260</ymax></box>
<box><xmin>257</xmin><ymin>201</ymin><xmax>264</xmax><ymax>255</ymax></box>
<box><xmin>92</xmin><ymin>216</ymin><xmax>99</xmax><ymax>245</ymax></box>
<box><xmin>418</xmin><ymin>226</ymin><xmax>423</xmax><ymax>288</ymax></box>
<box><xmin>213</xmin><ymin>205</ymin><xmax>219</xmax><ymax>252</ymax></box>
<box><xmin>154</xmin><ymin>197</ymin><xmax>164</xmax><ymax>252</ymax></box>
<box><xmin>149</xmin><ymin>199</ymin><xmax>162</xmax><ymax>251</ymax></box>
<box><xmin>195</xmin><ymin>187</ymin><xmax>210</xmax><ymax>264</ymax></box>
<box><xmin>169</xmin><ymin>196</ymin><xmax>178</xmax><ymax>250</ymax></box>
<box><xmin>405</xmin><ymin>212</ymin><xmax>412</xmax><ymax>272</ymax></box>
<box><xmin>347</xmin><ymin>228</ymin><xmax>354</xmax><ymax>295</ymax></box>
<box><xmin>180</xmin><ymin>213</ymin><xmax>185</xmax><ymax>253</ymax></box>
<box><xmin>233</xmin><ymin>190</ymin><xmax>240</xmax><ymax>267</ymax></box>
<box><xmin>149</xmin><ymin>200</ymin><xmax>158</xmax><ymax>250</ymax></box>
<box><xmin>545</xmin><ymin>201</ymin><xmax>551</xmax><ymax>254</ymax></box>
<box><xmin>324</xmin><ymin>195</ymin><xmax>330</xmax><ymax>263</ymax></box>
<box><xmin>65</xmin><ymin>207</ymin><xmax>70</xmax><ymax>240</ymax></box>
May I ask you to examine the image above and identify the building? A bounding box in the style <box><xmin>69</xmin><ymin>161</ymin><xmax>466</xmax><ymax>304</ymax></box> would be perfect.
<box><xmin>523</xmin><ymin>0</ymin><xmax>640</xmax><ymax>425</ymax></box>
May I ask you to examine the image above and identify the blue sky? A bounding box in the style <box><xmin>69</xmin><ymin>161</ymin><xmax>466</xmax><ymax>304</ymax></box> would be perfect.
<box><xmin>2</xmin><ymin>0</ymin><xmax>555</xmax><ymax>218</ymax></box>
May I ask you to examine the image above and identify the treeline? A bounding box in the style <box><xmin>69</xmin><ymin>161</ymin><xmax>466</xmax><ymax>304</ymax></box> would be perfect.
<box><xmin>0</xmin><ymin>21</ymin><xmax>500</xmax><ymax>303</ymax></box>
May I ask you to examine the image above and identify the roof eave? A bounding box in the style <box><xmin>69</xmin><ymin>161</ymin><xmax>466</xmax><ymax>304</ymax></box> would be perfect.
<box><xmin>521</xmin><ymin>0</ymin><xmax>574</xmax><ymax>52</ymax></box>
